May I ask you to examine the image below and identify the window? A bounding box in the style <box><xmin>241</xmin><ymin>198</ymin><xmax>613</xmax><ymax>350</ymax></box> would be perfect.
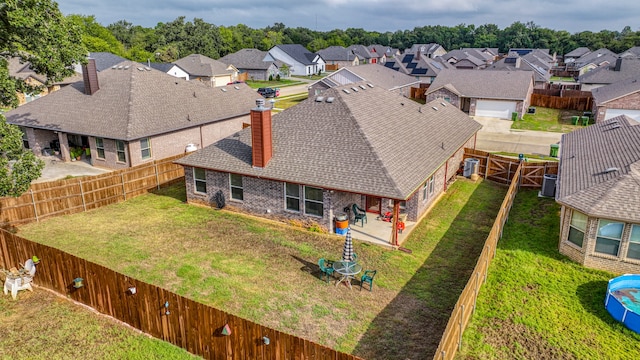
<box><xmin>116</xmin><ymin>140</ymin><xmax>126</xmax><ymax>162</ymax></box>
<box><xmin>21</xmin><ymin>128</ymin><xmax>29</xmax><ymax>149</ymax></box>
<box><xmin>230</xmin><ymin>174</ymin><xmax>243</xmax><ymax>201</ymax></box>
<box><xmin>388</xmin><ymin>199</ymin><xmax>407</xmax><ymax>209</ymax></box>
<box><xmin>285</xmin><ymin>183</ymin><xmax>300</xmax><ymax>212</ymax></box>
<box><xmin>140</xmin><ymin>138</ymin><xmax>151</xmax><ymax>159</ymax></box>
<box><xmin>423</xmin><ymin>176</ymin><xmax>434</xmax><ymax>201</ymax></box>
<box><xmin>595</xmin><ymin>219</ymin><xmax>624</xmax><ymax>256</ymax></box>
<box><xmin>567</xmin><ymin>211</ymin><xmax>587</xmax><ymax>247</ymax></box>
<box><xmin>193</xmin><ymin>168</ymin><xmax>207</xmax><ymax>194</ymax></box>
<box><xmin>628</xmin><ymin>225</ymin><xmax>640</xmax><ymax>260</ymax></box>
<box><xmin>304</xmin><ymin>186</ymin><xmax>323</xmax><ymax>217</ymax></box>
<box><xmin>95</xmin><ymin>137</ymin><xmax>105</xmax><ymax>159</ymax></box>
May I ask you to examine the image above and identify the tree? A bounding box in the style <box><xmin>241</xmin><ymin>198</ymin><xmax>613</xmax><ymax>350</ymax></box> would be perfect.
<box><xmin>0</xmin><ymin>0</ymin><xmax>83</xmax><ymax>195</ymax></box>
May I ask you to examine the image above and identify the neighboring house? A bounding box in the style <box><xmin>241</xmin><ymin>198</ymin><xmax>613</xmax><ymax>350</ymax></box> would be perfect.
<box><xmin>266</xmin><ymin>44</ymin><xmax>325</xmax><ymax>76</ymax></box>
<box><xmin>316</xmin><ymin>46</ymin><xmax>360</xmax><ymax>68</ymax></box>
<box><xmin>563</xmin><ymin>47</ymin><xmax>591</xmax><ymax>63</ymax></box>
<box><xmin>87</xmin><ymin>52</ymin><xmax>129</xmax><ymax>71</ymax></box>
<box><xmin>440</xmin><ymin>48</ymin><xmax>495</xmax><ymax>69</ymax></box>
<box><xmin>308</xmin><ymin>64</ymin><xmax>421</xmax><ymax>97</ymax></box>
<box><xmin>218</xmin><ymin>48</ymin><xmax>281</xmax><ymax>81</ymax></box>
<box><xmin>619</xmin><ymin>46</ymin><xmax>640</xmax><ymax>59</ymax></box>
<box><xmin>148</xmin><ymin>62</ymin><xmax>190</xmax><ymax>80</ymax></box>
<box><xmin>386</xmin><ymin>53</ymin><xmax>452</xmax><ymax>83</ymax></box>
<box><xmin>404</xmin><ymin>43</ymin><xmax>447</xmax><ymax>58</ymax></box>
<box><xmin>176</xmin><ymin>84</ymin><xmax>482</xmax><ymax>245</ymax></box>
<box><xmin>572</xmin><ymin>48</ymin><xmax>618</xmax><ymax>75</ymax></box>
<box><xmin>5</xmin><ymin>59</ymin><xmax>259</xmax><ymax>169</ymax></box>
<box><xmin>591</xmin><ymin>75</ymin><xmax>640</xmax><ymax>122</ymax></box>
<box><xmin>347</xmin><ymin>45</ymin><xmax>379</xmax><ymax>64</ymax></box>
<box><xmin>7</xmin><ymin>57</ymin><xmax>83</xmax><ymax>106</ymax></box>
<box><xmin>556</xmin><ymin>115</ymin><xmax>640</xmax><ymax>273</ymax></box>
<box><xmin>426</xmin><ymin>69</ymin><xmax>534</xmax><ymax>119</ymax></box>
<box><xmin>487</xmin><ymin>53</ymin><xmax>551</xmax><ymax>88</ymax></box>
<box><xmin>173</xmin><ymin>54</ymin><xmax>238</xmax><ymax>86</ymax></box>
<box><xmin>367</xmin><ymin>45</ymin><xmax>392</xmax><ymax>63</ymax></box>
<box><xmin>579</xmin><ymin>58</ymin><xmax>640</xmax><ymax>91</ymax></box>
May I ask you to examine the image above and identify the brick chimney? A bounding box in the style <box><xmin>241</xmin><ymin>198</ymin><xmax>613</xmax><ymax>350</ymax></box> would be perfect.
<box><xmin>250</xmin><ymin>99</ymin><xmax>273</xmax><ymax>168</ymax></box>
<box><xmin>82</xmin><ymin>58</ymin><xmax>99</xmax><ymax>95</ymax></box>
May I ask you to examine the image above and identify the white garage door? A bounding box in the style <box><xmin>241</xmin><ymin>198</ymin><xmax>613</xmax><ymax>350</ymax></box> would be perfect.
<box><xmin>476</xmin><ymin>100</ymin><xmax>517</xmax><ymax>119</ymax></box>
<box><xmin>604</xmin><ymin>109</ymin><xmax>640</xmax><ymax>121</ymax></box>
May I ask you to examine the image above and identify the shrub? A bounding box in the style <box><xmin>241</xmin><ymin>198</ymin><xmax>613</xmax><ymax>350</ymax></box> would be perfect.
<box><xmin>275</xmin><ymin>74</ymin><xmax>281</xmax><ymax>81</ymax></box>
<box><xmin>268</xmin><ymin>74</ymin><xmax>273</xmax><ymax>81</ymax></box>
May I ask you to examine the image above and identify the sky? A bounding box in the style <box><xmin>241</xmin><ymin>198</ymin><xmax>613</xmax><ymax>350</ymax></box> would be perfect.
<box><xmin>55</xmin><ymin>0</ymin><xmax>639</xmax><ymax>34</ymax></box>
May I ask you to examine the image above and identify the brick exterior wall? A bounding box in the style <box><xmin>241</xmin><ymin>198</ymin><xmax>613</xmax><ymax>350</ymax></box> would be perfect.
<box><xmin>594</xmin><ymin>92</ymin><xmax>640</xmax><ymax>123</ymax></box>
<box><xmin>426</xmin><ymin>88</ymin><xmax>460</xmax><ymax>109</ymax></box>
<box><xmin>89</xmin><ymin>137</ymin><xmax>130</xmax><ymax>169</ymax></box>
<box><xmin>558</xmin><ymin>205</ymin><xmax>640</xmax><ymax>274</ymax></box>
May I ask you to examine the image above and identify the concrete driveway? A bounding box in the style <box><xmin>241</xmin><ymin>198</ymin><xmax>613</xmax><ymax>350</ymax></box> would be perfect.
<box><xmin>474</xmin><ymin>117</ymin><xmax>563</xmax><ymax>156</ymax></box>
<box><xmin>34</xmin><ymin>156</ymin><xmax>110</xmax><ymax>183</ymax></box>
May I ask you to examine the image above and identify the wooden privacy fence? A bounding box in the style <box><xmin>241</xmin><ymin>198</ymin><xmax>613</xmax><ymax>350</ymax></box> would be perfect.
<box><xmin>0</xmin><ymin>230</ymin><xmax>361</xmax><ymax>360</ymax></box>
<box><xmin>463</xmin><ymin>148</ymin><xmax>558</xmax><ymax>188</ymax></box>
<box><xmin>433</xmin><ymin>161</ymin><xmax>523</xmax><ymax>360</ymax></box>
<box><xmin>0</xmin><ymin>155</ymin><xmax>186</xmax><ymax>226</ymax></box>
<box><xmin>530</xmin><ymin>93</ymin><xmax>592</xmax><ymax>111</ymax></box>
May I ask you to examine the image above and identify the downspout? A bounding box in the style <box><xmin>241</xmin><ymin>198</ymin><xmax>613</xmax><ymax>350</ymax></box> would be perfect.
<box><xmin>444</xmin><ymin>159</ymin><xmax>449</xmax><ymax>191</ymax></box>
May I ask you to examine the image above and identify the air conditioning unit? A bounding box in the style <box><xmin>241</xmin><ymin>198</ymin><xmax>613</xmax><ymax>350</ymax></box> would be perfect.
<box><xmin>463</xmin><ymin>158</ymin><xmax>479</xmax><ymax>178</ymax></box>
<box><xmin>541</xmin><ymin>174</ymin><xmax>557</xmax><ymax>197</ymax></box>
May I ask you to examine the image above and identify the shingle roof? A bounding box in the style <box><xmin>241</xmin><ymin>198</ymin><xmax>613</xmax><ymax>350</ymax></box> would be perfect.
<box><xmin>148</xmin><ymin>62</ymin><xmax>174</xmax><ymax>73</ymax></box>
<box><xmin>316</xmin><ymin>46</ymin><xmax>357</xmax><ymax>62</ymax></box>
<box><xmin>177</xmin><ymin>84</ymin><xmax>481</xmax><ymax>199</ymax></box>
<box><xmin>579</xmin><ymin>58</ymin><xmax>640</xmax><ymax>84</ymax></box>
<box><xmin>427</xmin><ymin>69</ymin><xmax>533</xmax><ymax>100</ymax></box>
<box><xmin>443</xmin><ymin>49</ymin><xmax>491</xmax><ymax>64</ymax></box>
<box><xmin>5</xmin><ymin>61</ymin><xmax>258</xmax><ymax>141</ymax></box>
<box><xmin>575</xmin><ymin>48</ymin><xmax>618</xmax><ymax>67</ymax></box>
<box><xmin>592</xmin><ymin>75</ymin><xmax>640</xmax><ymax>104</ymax></box>
<box><xmin>557</xmin><ymin>116</ymin><xmax>640</xmax><ymax>222</ymax></box>
<box><xmin>274</xmin><ymin>44</ymin><xmax>317</xmax><ymax>65</ymax></box>
<box><xmin>89</xmin><ymin>52</ymin><xmax>130</xmax><ymax>71</ymax></box>
<box><xmin>8</xmin><ymin>57</ymin><xmax>83</xmax><ymax>85</ymax></box>
<box><xmin>218</xmin><ymin>49</ymin><xmax>276</xmax><ymax>70</ymax></box>
<box><xmin>347</xmin><ymin>45</ymin><xmax>377</xmax><ymax>59</ymax></box>
<box><xmin>487</xmin><ymin>57</ymin><xmax>551</xmax><ymax>83</ymax></box>
<box><xmin>565</xmin><ymin>47</ymin><xmax>591</xmax><ymax>58</ymax></box>
<box><xmin>406</xmin><ymin>43</ymin><xmax>444</xmax><ymax>55</ymax></box>
<box><xmin>313</xmin><ymin>64</ymin><xmax>420</xmax><ymax>91</ymax></box>
<box><xmin>174</xmin><ymin>54</ymin><xmax>234</xmax><ymax>77</ymax></box>
<box><xmin>620</xmin><ymin>46</ymin><xmax>640</xmax><ymax>58</ymax></box>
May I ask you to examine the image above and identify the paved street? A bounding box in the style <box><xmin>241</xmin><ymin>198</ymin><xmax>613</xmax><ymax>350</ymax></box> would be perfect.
<box><xmin>474</xmin><ymin>117</ymin><xmax>563</xmax><ymax>156</ymax></box>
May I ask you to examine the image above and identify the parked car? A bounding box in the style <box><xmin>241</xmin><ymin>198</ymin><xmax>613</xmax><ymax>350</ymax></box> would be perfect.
<box><xmin>227</xmin><ymin>81</ymin><xmax>244</xmax><ymax>85</ymax></box>
<box><xmin>257</xmin><ymin>87</ymin><xmax>276</xmax><ymax>98</ymax></box>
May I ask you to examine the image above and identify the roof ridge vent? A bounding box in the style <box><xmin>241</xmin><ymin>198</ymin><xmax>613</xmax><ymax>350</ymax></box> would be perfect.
<box><xmin>342</xmin><ymin>89</ymin><xmax>350</xmax><ymax>94</ymax></box>
<box><xmin>144</xmin><ymin>66</ymin><xmax>151</xmax><ymax>71</ymax></box>
<box><xmin>359</xmin><ymin>84</ymin><xmax>366</xmax><ymax>89</ymax></box>
<box><xmin>326</xmin><ymin>97</ymin><xmax>335</xmax><ymax>103</ymax></box>
<box><xmin>124</xmin><ymin>65</ymin><xmax>130</xmax><ymax>70</ymax></box>
<box><xmin>234</xmin><ymin>86</ymin><xmax>240</xmax><ymax>90</ymax></box>
<box><xmin>440</xmin><ymin>102</ymin><xmax>447</xmax><ymax>106</ymax></box>
<box><xmin>604</xmin><ymin>167</ymin><xmax>619</xmax><ymax>173</ymax></box>
<box><xmin>315</xmin><ymin>96</ymin><xmax>325</xmax><ymax>102</ymax></box>
<box><xmin>432</xmin><ymin>106</ymin><xmax>438</xmax><ymax>111</ymax></box>
<box><xmin>367</xmin><ymin>83</ymin><xmax>374</xmax><ymax>87</ymax></box>
<box><xmin>221</xmin><ymin>88</ymin><xmax>227</xmax><ymax>92</ymax></box>
<box><xmin>112</xmin><ymin>66</ymin><xmax>117</xmax><ymax>70</ymax></box>
<box><xmin>137</xmin><ymin>67</ymin><xmax>145</xmax><ymax>71</ymax></box>
<box><xmin>351</xmin><ymin>87</ymin><xmax>359</xmax><ymax>92</ymax></box>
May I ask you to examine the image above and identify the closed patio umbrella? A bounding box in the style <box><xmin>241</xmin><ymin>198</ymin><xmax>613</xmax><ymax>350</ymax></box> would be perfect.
<box><xmin>342</xmin><ymin>228</ymin><xmax>354</xmax><ymax>262</ymax></box>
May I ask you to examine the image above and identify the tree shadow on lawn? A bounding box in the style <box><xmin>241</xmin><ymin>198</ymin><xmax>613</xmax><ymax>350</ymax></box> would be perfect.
<box><xmin>576</xmin><ymin>280</ymin><xmax>611</xmax><ymax>323</ymax></box>
<box><xmin>352</xmin><ymin>181</ymin><xmax>507</xmax><ymax>360</ymax></box>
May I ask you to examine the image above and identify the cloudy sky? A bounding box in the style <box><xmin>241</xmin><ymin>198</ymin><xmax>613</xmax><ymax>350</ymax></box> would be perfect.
<box><xmin>55</xmin><ymin>0</ymin><xmax>638</xmax><ymax>33</ymax></box>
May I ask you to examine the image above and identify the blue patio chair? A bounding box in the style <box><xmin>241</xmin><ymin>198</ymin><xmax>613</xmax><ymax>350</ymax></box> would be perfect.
<box><xmin>318</xmin><ymin>258</ymin><xmax>335</xmax><ymax>283</ymax></box>
<box><xmin>352</xmin><ymin>204</ymin><xmax>367</xmax><ymax>227</ymax></box>
<box><xmin>360</xmin><ymin>270</ymin><xmax>377</xmax><ymax>291</ymax></box>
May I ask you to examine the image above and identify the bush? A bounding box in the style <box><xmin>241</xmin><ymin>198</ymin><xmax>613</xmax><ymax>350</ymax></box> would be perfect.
<box><xmin>268</xmin><ymin>74</ymin><xmax>273</xmax><ymax>81</ymax></box>
<box><xmin>275</xmin><ymin>74</ymin><xmax>280</xmax><ymax>81</ymax></box>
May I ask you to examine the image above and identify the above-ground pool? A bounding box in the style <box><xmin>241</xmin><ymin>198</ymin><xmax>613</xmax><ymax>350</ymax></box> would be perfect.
<box><xmin>606</xmin><ymin>274</ymin><xmax>640</xmax><ymax>334</ymax></box>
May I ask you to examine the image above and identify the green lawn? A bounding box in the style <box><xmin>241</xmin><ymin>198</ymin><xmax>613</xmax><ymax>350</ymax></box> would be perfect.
<box><xmin>17</xmin><ymin>178</ymin><xmax>506</xmax><ymax>359</ymax></box>
<box><xmin>550</xmin><ymin>76</ymin><xmax>577</xmax><ymax>82</ymax></box>
<box><xmin>245</xmin><ymin>79</ymin><xmax>304</xmax><ymax>89</ymax></box>
<box><xmin>512</xmin><ymin>107</ymin><xmax>585</xmax><ymax>132</ymax></box>
<box><xmin>457</xmin><ymin>189</ymin><xmax>640</xmax><ymax>359</ymax></box>
<box><xmin>272</xmin><ymin>93</ymin><xmax>308</xmax><ymax>112</ymax></box>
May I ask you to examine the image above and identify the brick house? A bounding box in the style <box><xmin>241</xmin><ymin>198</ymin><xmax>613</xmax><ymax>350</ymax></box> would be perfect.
<box><xmin>176</xmin><ymin>83</ymin><xmax>482</xmax><ymax>246</ymax></box>
<box><xmin>5</xmin><ymin>59</ymin><xmax>258</xmax><ymax>169</ymax></box>
<box><xmin>426</xmin><ymin>69</ymin><xmax>535</xmax><ymax>120</ymax></box>
<box><xmin>173</xmin><ymin>54</ymin><xmax>239</xmax><ymax>87</ymax></box>
<box><xmin>219</xmin><ymin>48</ymin><xmax>281</xmax><ymax>81</ymax></box>
<box><xmin>591</xmin><ymin>75</ymin><xmax>640</xmax><ymax>123</ymax></box>
<box><xmin>7</xmin><ymin>57</ymin><xmax>83</xmax><ymax>106</ymax></box>
<box><xmin>557</xmin><ymin>115</ymin><xmax>640</xmax><ymax>273</ymax></box>
<box><xmin>579</xmin><ymin>58</ymin><xmax>640</xmax><ymax>91</ymax></box>
<box><xmin>316</xmin><ymin>46</ymin><xmax>360</xmax><ymax>69</ymax></box>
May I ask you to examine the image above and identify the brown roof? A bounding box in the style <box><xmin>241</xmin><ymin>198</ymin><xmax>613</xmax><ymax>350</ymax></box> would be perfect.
<box><xmin>177</xmin><ymin>83</ymin><xmax>481</xmax><ymax>199</ymax></box>
<box><xmin>174</xmin><ymin>54</ymin><xmax>234</xmax><ymax>77</ymax></box>
<box><xmin>592</xmin><ymin>76</ymin><xmax>640</xmax><ymax>105</ymax></box>
<box><xmin>427</xmin><ymin>69</ymin><xmax>533</xmax><ymax>100</ymax></box>
<box><xmin>8</xmin><ymin>57</ymin><xmax>83</xmax><ymax>85</ymax></box>
<box><xmin>5</xmin><ymin>61</ymin><xmax>259</xmax><ymax>140</ymax></box>
<box><xmin>557</xmin><ymin>116</ymin><xmax>640</xmax><ymax>222</ymax></box>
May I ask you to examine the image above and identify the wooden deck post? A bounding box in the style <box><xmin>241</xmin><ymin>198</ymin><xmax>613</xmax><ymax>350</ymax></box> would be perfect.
<box><xmin>391</xmin><ymin>200</ymin><xmax>400</xmax><ymax>246</ymax></box>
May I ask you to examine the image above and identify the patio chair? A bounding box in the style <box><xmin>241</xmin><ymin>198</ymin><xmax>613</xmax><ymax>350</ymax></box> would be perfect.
<box><xmin>360</xmin><ymin>270</ymin><xmax>377</xmax><ymax>291</ymax></box>
<box><xmin>352</xmin><ymin>204</ymin><xmax>367</xmax><ymax>227</ymax></box>
<box><xmin>318</xmin><ymin>258</ymin><xmax>335</xmax><ymax>283</ymax></box>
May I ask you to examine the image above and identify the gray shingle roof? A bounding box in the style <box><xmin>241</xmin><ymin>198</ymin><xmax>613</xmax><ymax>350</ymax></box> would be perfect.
<box><xmin>406</xmin><ymin>43</ymin><xmax>444</xmax><ymax>55</ymax></box>
<box><xmin>620</xmin><ymin>46</ymin><xmax>640</xmax><ymax>58</ymax></box>
<box><xmin>274</xmin><ymin>44</ymin><xmax>317</xmax><ymax>65</ymax></box>
<box><xmin>148</xmin><ymin>62</ymin><xmax>174</xmax><ymax>73</ymax></box>
<box><xmin>347</xmin><ymin>45</ymin><xmax>377</xmax><ymax>59</ymax></box>
<box><xmin>324</xmin><ymin>64</ymin><xmax>420</xmax><ymax>90</ymax></box>
<box><xmin>219</xmin><ymin>49</ymin><xmax>275</xmax><ymax>70</ymax></box>
<box><xmin>427</xmin><ymin>69</ymin><xmax>533</xmax><ymax>100</ymax></box>
<box><xmin>8</xmin><ymin>57</ymin><xmax>83</xmax><ymax>85</ymax></box>
<box><xmin>177</xmin><ymin>84</ymin><xmax>481</xmax><ymax>199</ymax></box>
<box><xmin>592</xmin><ymin>75</ymin><xmax>640</xmax><ymax>105</ymax></box>
<box><xmin>575</xmin><ymin>48</ymin><xmax>618</xmax><ymax>68</ymax></box>
<box><xmin>5</xmin><ymin>61</ymin><xmax>258</xmax><ymax>141</ymax></box>
<box><xmin>89</xmin><ymin>52</ymin><xmax>130</xmax><ymax>71</ymax></box>
<box><xmin>316</xmin><ymin>46</ymin><xmax>358</xmax><ymax>62</ymax></box>
<box><xmin>174</xmin><ymin>54</ymin><xmax>233</xmax><ymax>77</ymax></box>
<box><xmin>557</xmin><ymin>116</ymin><xmax>640</xmax><ymax>222</ymax></box>
<box><xmin>579</xmin><ymin>58</ymin><xmax>640</xmax><ymax>84</ymax></box>
<box><xmin>565</xmin><ymin>47</ymin><xmax>591</xmax><ymax>58</ymax></box>
<box><xmin>487</xmin><ymin>57</ymin><xmax>551</xmax><ymax>83</ymax></box>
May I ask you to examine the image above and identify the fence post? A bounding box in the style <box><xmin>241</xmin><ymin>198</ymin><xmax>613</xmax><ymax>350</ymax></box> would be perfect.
<box><xmin>484</xmin><ymin>155</ymin><xmax>489</xmax><ymax>179</ymax></box>
<box><xmin>473</xmin><ymin>272</ymin><xmax>480</xmax><ymax>315</ymax></box>
<box><xmin>458</xmin><ymin>304</ymin><xmax>465</xmax><ymax>351</ymax></box>
<box><xmin>441</xmin><ymin>350</ymin><xmax>446</xmax><ymax>360</ymax></box>
<box><xmin>30</xmin><ymin>189</ymin><xmax>39</xmax><ymax>222</ymax></box>
<box><xmin>79</xmin><ymin>179</ymin><xmax>87</xmax><ymax>212</ymax></box>
<box><xmin>121</xmin><ymin>174</ymin><xmax>127</xmax><ymax>200</ymax></box>
<box><xmin>155</xmin><ymin>163</ymin><xmax>160</xmax><ymax>190</ymax></box>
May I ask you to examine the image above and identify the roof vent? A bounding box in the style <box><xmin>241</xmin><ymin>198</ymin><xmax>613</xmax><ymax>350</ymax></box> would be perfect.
<box><xmin>315</xmin><ymin>96</ymin><xmax>325</xmax><ymax>102</ymax></box>
<box><xmin>221</xmin><ymin>88</ymin><xmax>227</xmax><ymax>92</ymax></box>
<box><xmin>440</xmin><ymin>102</ymin><xmax>447</xmax><ymax>106</ymax></box>
<box><xmin>367</xmin><ymin>83</ymin><xmax>374</xmax><ymax>88</ymax></box>
<box><xmin>117</xmin><ymin>65</ymin><xmax>124</xmax><ymax>70</ymax></box>
<box><xmin>124</xmin><ymin>65</ymin><xmax>130</xmax><ymax>70</ymax></box>
<box><xmin>351</xmin><ymin>87</ymin><xmax>359</xmax><ymax>92</ymax></box>
<box><xmin>256</xmin><ymin>98</ymin><xmax>266</xmax><ymax>108</ymax></box>
<box><xmin>144</xmin><ymin>67</ymin><xmax>151</xmax><ymax>71</ymax></box>
<box><xmin>342</xmin><ymin>89</ymin><xmax>350</xmax><ymax>94</ymax></box>
<box><xmin>604</xmin><ymin>167</ymin><xmax>619</xmax><ymax>173</ymax></box>
<box><xmin>137</xmin><ymin>67</ymin><xmax>144</xmax><ymax>71</ymax></box>
<box><xmin>234</xmin><ymin>86</ymin><xmax>240</xmax><ymax>90</ymax></box>
<box><xmin>111</xmin><ymin>66</ymin><xmax>117</xmax><ymax>70</ymax></box>
<box><xmin>326</xmin><ymin>97</ymin><xmax>335</xmax><ymax>103</ymax></box>
<box><xmin>432</xmin><ymin>106</ymin><xmax>438</xmax><ymax>111</ymax></box>
<box><xmin>359</xmin><ymin>84</ymin><xmax>366</xmax><ymax>89</ymax></box>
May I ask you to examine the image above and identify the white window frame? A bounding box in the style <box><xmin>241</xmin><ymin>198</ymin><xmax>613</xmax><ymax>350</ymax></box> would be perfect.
<box><xmin>595</xmin><ymin>219</ymin><xmax>624</xmax><ymax>256</ymax></box>
<box><xmin>303</xmin><ymin>186</ymin><xmax>323</xmax><ymax>217</ymax></box>
<box><xmin>423</xmin><ymin>176</ymin><xmax>434</xmax><ymax>201</ymax></box>
<box><xmin>95</xmin><ymin>137</ymin><xmax>105</xmax><ymax>159</ymax></box>
<box><xmin>229</xmin><ymin>173</ymin><xmax>243</xmax><ymax>201</ymax></box>
<box><xmin>567</xmin><ymin>210</ymin><xmax>587</xmax><ymax>248</ymax></box>
<box><xmin>284</xmin><ymin>183</ymin><xmax>301</xmax><ymax>212</ymax></box>
<box><xmin>116</xmin><ymin>140</ymin><xmax>126</xmax><ymax>163</ymax></box>
<box><xmin>193</xmin><ymin>168</ymin><xmax>207</xmax><ymax>194</ymax></box>
<box><xmin>388</xmin><ymin>199</ymin><xmax>407</xmax><ymax>210</ymax></box>
<box><xmin>628</xmin><ymin>225</ymin><xmax>640</xmax><ymax>261</ymax></box>
<box><xmin>140</xmin><ymin>137</ymin><xmax>151</xmax><ymax>160</ymax></box>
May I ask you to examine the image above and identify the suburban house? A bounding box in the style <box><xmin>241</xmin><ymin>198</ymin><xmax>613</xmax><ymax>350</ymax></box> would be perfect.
<box><xmin>487</xmin><ymin>53</ymin><xmax>551</xmax><ymax>88</ymax></box>
<box><xmin>563</xmin><ymin>47</ymin><xmax>591</xmax><ymax>64</ymax></box>
<box><xmin>7</xmin><ymin>57</ymin><xmax>83</xmax><ymax>106</ymax></box>
<box><xmin>176</xmin><ymin>83</ymin><xmax>481</xmax><ymax>246</ymax></box>
<box><xmin>369</xmin><ymin>44</ymin><xmax>399</xmax><ymax>61</ymax></box>
<box><xmin>173</xmin><ymin>54</ymin><xmax>238</xmax><ymax>86</ymax></box>
<box><xmin>218</xmin><ymin>48</ymin><xmax>281</xmax><ymax>81</ymax></box>
<box><xmin>385</xmin><ymin>53</ymin><xmax>452</xmax><ymax>83</ymax></box>
<box><xmin>86</xmin><ymin>52</ymin><xmax>129</xmax><ymax>71</ymax></box>
<box><xmin>5</xmin><ymin>59</ymin><xmax>259</xmax><ymax>169</ymax></box>
<box><xmin>571</xmin><ymin>48</ymin><xmax>618</xmax><ymax>76</ymax></box>
<box><xmin>619</xmin><ymin>46</ymin><xmax>640</xmax><ymax>59</ymax></box>
<box><xmin>266</xmin><ymin>44</ymin><xmax>325</xmax><ymax>76</ymax></box>
<box><xmin>578</xmin><ymin>58</ymin><xmax>640</xmax><ymax>91</ymax></box>
<box><xmin>426</xmin><ymin>69</ymin><xmax>535</xmax><ymax>119</ymax></box>
<box><xmin>556</xmin><ymin>115</ymin><xmax>640</xmax><ymax>273</ymax></box>
<box><xmin>316</xmin><ymin>46</ymin><xmax>360</xmax><ymax>69</ymax></box>
<box><xmin>404</xmin><ymin>43</ymin><xmax>447</xmax><ymax>58</ymax></box>
<box><xmin>308</xmin><ymin>64</ymin><xmax>421</xmax><ymax>97</ymax></box>
<box><xmin>347</xmin><ymin>45</ymin><xmax>379</xmax><ymax>64</ymax></box>
<box><xmin>591</xmin><ymin>75</ymin><xmax>640</xmax><ymax>122</ymax></box>
<box><xmin>149</xmin><ymin>62</ymin><xmax>190</xmax><ymax>80</ymax></box>
<box><xmin>440</xmin><ymin>48</ymin><xmax>496</xmax><ymax>69</ymax></box>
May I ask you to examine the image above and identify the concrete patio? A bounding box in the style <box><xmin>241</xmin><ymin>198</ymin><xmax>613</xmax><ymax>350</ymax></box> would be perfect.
<box><xmin>342</xmin><ymin>214</ymin><xmax>417</xmax><ymax>249</ymax></box>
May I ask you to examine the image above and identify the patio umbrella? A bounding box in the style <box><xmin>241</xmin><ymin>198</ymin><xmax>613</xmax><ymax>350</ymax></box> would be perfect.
<box><xmin>342</xmin><ymin>228</ymin><xmax>354</xmax><ymax>262</ymax></box>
